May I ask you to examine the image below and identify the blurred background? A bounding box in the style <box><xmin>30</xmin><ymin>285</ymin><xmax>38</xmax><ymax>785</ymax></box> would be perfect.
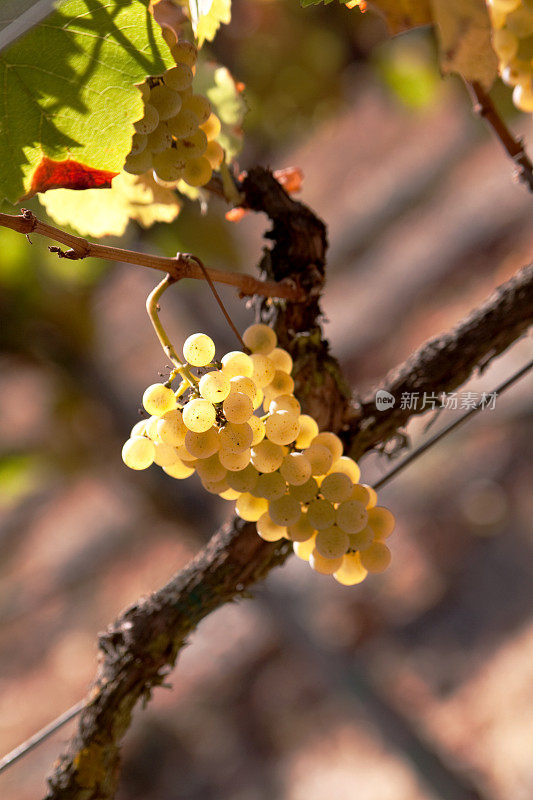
<box><xmin>1</xmin><ymin>1</ymin><xmax>533</xmax><ymax>799</ymax></box>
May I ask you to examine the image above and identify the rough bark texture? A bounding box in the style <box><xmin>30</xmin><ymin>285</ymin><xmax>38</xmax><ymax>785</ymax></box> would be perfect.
<box><xmin>44</xmin><ymin>171</ymin><xmax>533</xmax><ymax>800</ymax></box>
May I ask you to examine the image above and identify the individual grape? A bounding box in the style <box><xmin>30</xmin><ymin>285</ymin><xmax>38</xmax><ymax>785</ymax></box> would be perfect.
<box><xmin>219</xmin><ymin>487</ymin><xmax>241</xmax><ymax>500</ymax></box>
<box><xmin>266</xmin><ymin>370</ymin><xmax>295</xmax><ymax>399</ymax></box>
<box><xmin>226</xmin><ymin>464</ymin><xmax>259</xmax><ymax>493</ymax></box>
<box><xmin>287</xmin><ymin>513</ymin><xmax>315</xmax><ymax>543</ymax></box>
<box><xmin>130</xmin><ymin>133</ymin><xmax>147</xmax><ymax>155</ymax></box>
<box><xmin>268</xmin><ymin>394</ymin><xmax>300</xmax><ymax>416</ymax></box>
<box><xmin>183</xmin><ymin>156</ymin><xmax>213</xmax><ymax>187</ymax></box>
<box><xmin>219</xmin><ymin>422</ymin><xmax>253</xmax><ymax>453</ymax></box>
<box><xmin>329</xmin><ymin>456</ymin><xmax>360</xmax><ymax>484</ymax></box>
<box><xmin>289</xmin><ymin>476</ymin><xmax>319</xmax><ymax>504</ymax></box>
<box><xmin>145</xmin><ymin>415</ymin><xmax>162</xmax><ymax>441</ymax></box>
<box><xmin>166</xmin><ymin>110</ymin><xmax>200</xmax><ymax>138</ymax></box>
<box><xmin>163</xmin><ymin>63</ymin><xmax>194</xmax><ymax>91</ymax></box>
<box><xmin>143</xmin><ymin>383</ymin><xmax>177</xmax><ymax>416</ymax></box>
<box><xmin>256</xmin><ymin>512</ymin><xmax>287</xmax><ymax>542</ymax></box>
<box><xmin>305</xmin><ymin>444</ymin><xmax>333</xmax><ymax>476</ymax></box>
<box><xmin>268</xmin><ymin>347</ymin><xmax>293</xmax><ymax>374</ymax></box>
<box><xmin>201</xmin><ymin>477</ymin><xmax>230</xmax><ymax>495</ymax></box>
<box><xmin>268</xmin><ymin>494</ymin><xmax>302</xmax><ymax>527</ymax></box>
<box><xmin>134</xmin><ymin>103</ymin><xmax>159</xmax><ymax>135</ymax></box>
<box><xmin>152</xmin><ymin>148</ymin><xmax>186</xmax><ymax>182</ymax></box>
<box><xmin>183</xmin><ymin>333</ymin><xmax>216</xmax><ymax>366</ymax></box>
<box><xmin>309</xmin><ymin>550</ymin><xmax>343</xmax><ymax>575</ymax></box>
<box><xmin>265</xmin><ymin>411</ymin><xmax>299</xmax><ymax>446</ymax></box>
<box><xmin>200</xmin><ymin>112</ymin><xmax>222</xmax><ymax>140</ymax></box>
<box><xmin>367</xmin><ymin>507</ymin><xmax>395</xmax><ymax>540</ymax></box>
<box><xmin>182</xmin><ymin>398</ymin><xmax>216</xmax><ymax>433</ymax></box>
<box><xmin>163</xmin><ymin>459</ymin><xmax>195</xmax><ymax>479</ymax></box>
<box><xmin>175</xmin><ymin>444</ymin><xmax>197</xmax><ymax>463</ymax></box>
<box><xmin>295</xmin><ymin>414</ymin><xmax>319</xmax><ymax>449</ymax></box>
<box><xmin>122</xmin><ymin>436</ymin><xmax>155</xmax><ymax>470</ymax></box>
<box><xmin>219</xmin><ymin>447</ymin><xmax>252</xmax><ymax>472</ymax></box>
<box><xmin>182</xmin><ymin>94</ymin><xmax>212</xmax><ymax>124</ymax></box>
<box><xmin>254</xmin><ymin>471</ymin><xmax>287</xmax><ymax>500</ymax></box>
<box><xmin>336</xmin><ymin>499</ymin><xmax>368</xmax><ymax>534</ymax></box>
<box><xmin>235</xmin><ymin>493</ymin><xmax>268</xmax><ymax>522</ymax></box>
<box><xmin>248</xmin><ymin>415</ymin><xmax>266</xmax><ymax>446</ymax></box>
<box><xmin>184</xmin><ymin>427</ymin><xmax>220</xmax><ymax>459</ymax></box>
<box><xmin>153</xmin><ymin>441</ymin><xmax>180</xmax><ymax>467</ymax></box>
<box><xmin>349</xmin><ymin>483</ymin><xmax>371</xmax><ymax>507</ymax></box>
<box><xmin>251</xmin><ymin>440</ymin><xmax>284</xmax><ymax>473</ymax></box>
<box><xmin>513</xmin><ymin>80</ymin><xmax>533</xmax><ymax>111</ymax></box>
<box><xmin>334</xmin><ymin>552</ymin><xmax>368</xmax><ymax>586</ymax></box>
<box><xmin>230</xmin><ymin>376</ymin><xmax>262</xmax><ymax>409</ymax></box>
<box><xmin>360</xmin><ymin>542</ymin><xmax>392</xmax><ymax>573</ymax></box>
<box><xmin>242</xmin><ymin>323</ymin><xmax>277</xmax><ymax>354</ymax></box>
<box><xmin>280</xmin><ymin>452</ymin><xmax>312</xmax><ymax>486</ymax></box>
<box><xmin>130</xmin><ymin>419</ymin><xmax>147</xmax><ymax>437</ymax></box>
<box><xmin>223</xmin><ymin>391</ymin><xmax>253</xmax><ymax>424</ymax></box>
<box><xmin>501</xmin><ymin>63</ymin><xmax>527</xmax><ymax>85</ymax></box>
<box><xmin>348</xmin><ymin>526</ymin><xmax>374</xmax><ymax>551</ymax></box>
<box><xmin>307</xmin><ymin>499</ymin><xmax>336</xmax><ymax>530</ymax></box>
<box><xmin>146</xmin><ymin>123</ymin><xmax>173</xmax><ymax>153</ymax></box>
<box><xmin>493</xmin><ymin>28</ymin><xmax>519</xmax><ymax>60</ymax></box>
<box><xmin>204</xmin><ymin>140</ymin><xmax>225</xmax><ymax>170</ymax></box>
<box><xmin>250</xmin><ymin>353</ymin><xmax>276</xmax><ymax>388</ymax></box>
<box><xmin>195</xmin><ymin>454</ymin><xmax>226</xmax><ymax>483</ymax></box>
<box><xmin>124</xmin><ymin>149</ymin><xmax>153</xmax><ymax>175</ymax></box>
<box><xmin>175</xmin><ymin>129</ymin><xmax>208</xmax><ymax>159</ymax></box>
<box><xmin>293</xmin><ymin>533</ymin><xmax>317</xmax><ymax>561</ymax></box>
<box><xmin>156</xmin><ymin>409</ymin><xmax>187</xmax><ymax>446</ymax></box>
<box><xmin>199</xmin><ymin>370</ymin><xmax>231</xmax><ymax>403</ymax></box>
<box><xmin>170</xmin><ymin>40</ymin><xmax>198</xmax><ymax>67</ymax></box>
<box><xmin>221</xmin><ymin>350</ymin><xmax>254</xmax><ymax>378</ymax></box>
<box><xmin>361</xmin><ymin>484</ymin><xmax>377</xmax><ymax>508</ymax></box>
<box><xmin>311</xmin><ymin>432</ymin><xmax>343</xmax><ymax>463</ymax></box>
<box><xmin>320</xmin><ymin>473</ymin><xmax>353</xmax><ymax>503</ymax></box>
<box><xmin>315</xmin><ymin>526</ymin><xmax>349</xmax><ymax>559</ymax></box>
<box><xmin>149</xmin><ymin>83</ymin><xmax>182</xmax><ymax>120</ymax></box>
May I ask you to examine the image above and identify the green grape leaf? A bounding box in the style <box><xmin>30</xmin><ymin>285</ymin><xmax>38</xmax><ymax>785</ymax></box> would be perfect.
<box><xmin>0</xmin><ymin>0</ymin><xmax>174</xmax><ymax>204</ymax></box>
<box><xmin>194</xmin><ymin>59</ymin><xmax>247</xmax><ymax>162</ymax></box>
<box><xmin>188</xmin><ymin>0</ymin><xmax>231</xmax><ymax>47</ymax></box>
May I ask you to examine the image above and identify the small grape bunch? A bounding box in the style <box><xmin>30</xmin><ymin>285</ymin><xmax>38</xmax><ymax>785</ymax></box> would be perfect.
<box><xmin>124</xmin><ymin>39</ymin><xmax>224</xmax><ymax>187</ymax></box>
<box><xmin>487</xmin><ymin>0</ymin><xmax>533</xmax><ymax>112</ymax></box>
<box><xmin>121</xmin><ymin>323</ymin><xmax>395</xmax><ymax>587</ymax></box>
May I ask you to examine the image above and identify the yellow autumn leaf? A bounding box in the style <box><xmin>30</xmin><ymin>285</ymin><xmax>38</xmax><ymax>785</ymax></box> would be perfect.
<box><xmin>360</xmin><ymin>0</ymin><xmax>432</xmax><ymax>35</ymax></box>
<box><xmin>38</xmin><ymin>172</ymin><xmax>182</xmax><ymax>238</ymax></box>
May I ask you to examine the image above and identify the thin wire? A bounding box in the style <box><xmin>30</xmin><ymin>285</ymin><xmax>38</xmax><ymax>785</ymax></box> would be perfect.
<box><xmin>1</xmin><ymin>356</ymin><xmax>532</xmax><ymax>775</ymax></box>
<box><xmin>187</xmin><ymin>255</ymin><xmax>246</xmax><ymax>349</ymax></box>
<box><xmin>0</xmin><ymin>0</ymin><xmax>60</xmax><ymax>53</ymax></box>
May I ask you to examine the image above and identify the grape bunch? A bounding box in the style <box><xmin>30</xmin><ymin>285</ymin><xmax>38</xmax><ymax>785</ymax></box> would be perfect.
<box><xmin>488</xmin><ymin>0</ymin><xmax>533</xmax><ymax>112</ymax></box>
<box><xmin>121</xmin><ymin>324</ymin><xmax>395</xmax><ymax>587</ymax></box>
<box><xmin>124</xmin><ymin>39</ymin><xmax>224</xmax><ymax>187</ymax></box>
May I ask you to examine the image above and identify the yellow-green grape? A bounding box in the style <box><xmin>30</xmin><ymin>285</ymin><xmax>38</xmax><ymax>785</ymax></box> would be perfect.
<box><xmin>334</xmin><ymin>552</ymin><xmax>368</xmax><ymax>586</ymax></box>
<box><xmin>183</xmin><ymin>333</ymin><xmax>216</xmax><ymax>366</ymax></box>
<box><xmin>268</xmin><ymin>347</ymin><xmax>293</xmax><ymax>374</ymax></box>
<box><xmin>182</xmin><ymin>398</ymin><xmax>216</xmax><ymax>433</ymax></box>
<box><xmin>306</xmin><ymin>498</ymin><xmax>336</xmax><ymax>530</ymax></box>
<box><xmin>360</xmin><ymin>542</ymin><xmax>392</xmax><ymax>573</ymax></box>
<box><xmin>219</xmin><ymin>487</ymin><xmax>241</xmax><ymax>500</ymax></box>
<box><xmin>152</xmin><ymin>148</ymin><xmax>186</xmax><ymax>182</ymax></box>
<box><xmin>315</xmin><ymin>526</ymin><xmax>349</xmax><ymax>559</ymax></box>
<box><xmin>329</xmin><ymin>456</ymin><xmax>360</xmax><ymax>483</ymax></box>
<box><xmin>348</xmin><ymin>483</ymin><xmax>371</xmax><ymax>507</ymax></box>
<box><xmin>248</xmin><ymin>415</ymin><xmax>266</xmax><ymax>446</ymax></box>
<box><xmin>280</xmin><ymin>452</ymin><xmax>311</xmax><ymax>486</ymax></box>
<box><xmin>268</xmin><ymin>394</ymin><xmax>300</xmax><ymax>416</ymax></box>
<box><xmin>254</xmin><ymin>471</ymin><xmax>287</xmax><ymax>500</ymax></box>
<box><xmin>256</xmin><ymin>513</ymin><xmax>287</xmax><ymax>542</ymax></box>
<box><xmin>195</xmin><ymin>454</ymin><xmax>226</xmax><ymax>483</ymax></box>
<box><xmin>336</xmin><ymin>499</ymin><xmax>368</xmax><ymax>534</ymax></box>
<box><xmin>146</xmin><ymin>123</ymin><xmax>173</xmax><ymax>154</ymax></box>
<box><xmin>265</xmin><ymin>411</ymin><xmax>299</xmax><ymax>446</ymax></box>
<box><xmin>287</xmin><ymin>513</ymin><xmax>315</xmax><ymax>542</ymax></box>
<box><xmin>513</xmin><ymin>81</ymin><xmax>533</xmax><ymax>111</ymax></box>
<box><xmin>167</xmin><ymin>110</ymin><xmax>200</xmax><ymax>138</ymax></box>
<box><xmin>250</xmin><ymin>353</ymin><xmax>276</xmax><ymax>388</ymax></box>
<box><xmin>348</xmin><ymin>526</ymin><xmax>374</xmax><ymax>551</ymax></box>
<box><xmin>200</xmin><ymin>112</ymin><xmax>222</xmax><ymax>140</ymax></box>
<box><xmin>175</xmin><ymin>129</ymin><xmax>208</xmax><ymax>159</ymax></box>
<box><xmin>320</xmin><ymin>473</ymin><xmax>353</xmax><ymax>503</ymax></box>
<box><xmin>219</xmin><ymin>422</ymin><xmax>253</xmax><ymax>453</ymax></box>
<box><xmin>230</xmin><ymin>376</ymin><xmax>262</xmax><ymax>409</ymax></box>
<box><xmin>143</xmin><ymin>383</ymin><xmax>177</xmax><ymax>416</ymax></box>
<box><xmin>309</xmin><ymin>550</ymin><xmax>343</xmax><ymax>575</ymax></box>
<box><xmin>219</xmin><ymin>447</ymin><xmax>252</xmax><ymax>472</ymax></box>
<box><xmin>122</xmin><ymin>436</ymin><xmax>155</xmax><ymax>470</ymax></box>
<box><xmin>130</xmin><ymin>133</ymin><xmax>147</xmax><ymax>155</ymax></box>
<box><xmin>226</xmin><ymin>464</ymin><xmax>259</xmax><ymax>493</ymax></box>
<box><xmin>223</xmin><ymin>391</ymin><xmax>253</xmax><ymax>424</ymax></box>
<box><xmin>221</xmin><ymin>350</ymin><xmax>254</xmax><ymax>379</ymax></box>
<box><xmin>266</xmin><ymin>370</ymin><xmax>295</xmax><ymax>399</ymax></box>
<box><xmin>268</xmin><ymin>494</ymin><xmax>302</xmax><ymax>527</ymax></box>
<box><xmin>175</xmin><ymin>444</ymin><xmax>197</xmax><ymax>463</ymax></box>
<box><xmin>251</xmin><ymin>440</ymin><xmax>284</xmax><ymax>473</ymax></box>
<box><xmin>293</xmin><ymin>533</ymin><xmax>317</xmax><ymax>561</ymax></box>
<box><xmin>305</xmin><ymin>444</ymin><xmax>333</xmax><ymax>476</ymax></box>
<box><xmin>124</xmin><ymin>149</ymin><xmax>153</xmax><ymax>175</ymax></box>
<box><xmin>361</xmin><ymin>484</ymin><xmax>377</xmax><ymax>508</ymax></box>
<box><xmin>367</xmin><ymin>507</ymin><xmax>395</xmax><ymax>540</ymax></box>
<box><xmin>163</xmin><ymin>459</ymin><xmax>195</xmax><ymax>479</ymax></box>
<box><xmin>204</xmin><ymin>140</ymin><xmax>225</xmax><ymax>169</ymax></box>
<box><xmin>134</xmin><ymin>103</ymin><xmax>159</xmax><ymax>135</ymax></box>
<box><xmin>295</xmin><ymin>414</ymin><xmax>319</xmax><ymax>449</ymax></box>
<box><xmin>199</xmin><ymin>370</ymin><xmax>231</xmax><ymax>403</ymax></box>
<box><xmin>311</xmin><ymin>432</ymin><xmax>344</xmax><ymax>463</ymax></box>
<box><xmin>493</xmin><ymin>28</ymin><xmax>519</xmax><ymax>60</ymax></box>
<box><xmin>145</xmin><ymin>415</ymin><xmax>161</xmax><ymax>441</ymax></box>
<box><xmin>156</xmin><ymin>409</ymin><xmax>187</xmax><ymax>446</ymax></box>
<box><xmin>501</xmin><ymin>63</ymin><xmax>528</xmax><ymax>86</ymax></box>
<box><xmin>149</xmin><ymin>83</ymin><xmax>182</xmax><ymax>120</ymax></box>
<box><xmin>182</xmin><ymin>94</ymin><xmax>212</xmax><ymax>124</ymax></box>
<box><xmin>242</xmin><ymin>323</ymin><xmax>277</xmax><ymax>354</ymax></box>
<box><xmin>201</xmin><ymin>477</ymin><xmax>230</xmax><ymax>495</ymax></box>
<box><xmin>184</xmin><ymin>428</ymin><xmax>220</xmax><ymax>459</ymax></box>
<box><xmin>164</xmin><ymin>63</ymin><xmax>194</xmax><ymax>91</ymax></box>
<box><xmin>183</xmin><ymin>156</ymin><xmax>213</xmax><ymax>187</ymax></box>
<box><xmin>235</xmin><ymin>493</ymin><xmax>269</xmax><ymax>522</ymax></box>
<box><xmin>130</xmin><ymin>419</ymin><xmax>147</xmax><ymax>437</ymax></box>
<box><xmin>153</xmin><ymin>441</ymin><xmax>179</xmax><ymax>467</ymax></box>
<box><xmin>170</xmin><ymin>40</ymin><xmax>198</xmax><ymax>67</ymax></box>
<box><xmin>289</xmin><ymin>476</ymin><xmax>319</xmax><ymax>504</ymax></box>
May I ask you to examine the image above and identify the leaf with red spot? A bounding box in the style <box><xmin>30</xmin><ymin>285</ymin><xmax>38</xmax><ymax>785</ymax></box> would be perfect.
<box><xmin>25</xmin><ymin>157</ymin><xmax>118</xmax><ymax>199</ymax></box>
